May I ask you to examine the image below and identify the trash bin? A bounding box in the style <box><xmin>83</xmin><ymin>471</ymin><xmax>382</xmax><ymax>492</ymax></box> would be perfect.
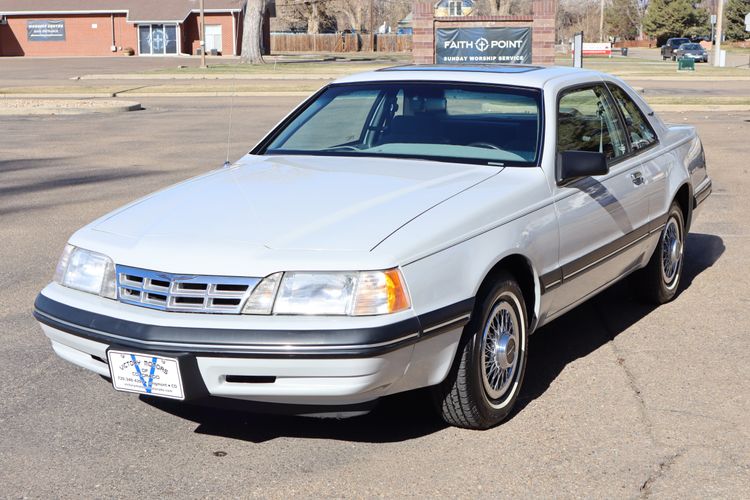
<box><xmin>677</xmin><ymin>57</ymin><xmax>695</xmax><ymax>71</ymax></box>
<box><xmin>621</xmin><ymin>47</ymin><xmax>628</xmax><ymax>56</ymax></box>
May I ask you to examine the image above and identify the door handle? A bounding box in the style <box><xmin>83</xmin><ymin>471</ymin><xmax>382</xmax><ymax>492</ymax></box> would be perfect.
<box><xmin>631</xmin><ymin>171</ymin><xmax>644</xmax><ymax>186</ymax></box>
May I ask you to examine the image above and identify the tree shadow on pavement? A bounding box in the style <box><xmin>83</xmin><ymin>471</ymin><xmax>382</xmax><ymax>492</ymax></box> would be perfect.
<box><xmin>143</xmin><ymin>233</ymin><xmax>724</xmax><ymax>442</ymax></box>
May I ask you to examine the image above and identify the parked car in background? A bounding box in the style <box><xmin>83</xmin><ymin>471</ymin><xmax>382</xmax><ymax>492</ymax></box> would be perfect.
<box><xmin>34</xmin><ymin>65</ymin><xmax>711</xmax><ymax>430</ymax></box>
<box><xmin>675</xmin><ymin>43</ymin><xmax>709</xmax><ymax>62</ymax></box>
<box><xmin>661</xmin><ymin>37</ymin><xmax>691</xmax><ymax>60</ymax></box>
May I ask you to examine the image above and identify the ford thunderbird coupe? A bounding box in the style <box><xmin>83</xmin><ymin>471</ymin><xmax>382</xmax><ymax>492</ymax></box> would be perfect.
<box><xmin>34</xmin><ymin>65</ymin><xmax>711</xmax><ymax>429</ymax></box>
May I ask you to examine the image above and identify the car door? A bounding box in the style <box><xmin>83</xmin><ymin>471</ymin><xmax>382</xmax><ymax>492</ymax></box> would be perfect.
<box><xmin>548</xmin><ymin>83</ymin><xmax>651</xmax><ymax>316</ymax></box>
<box><xmin>605</xmin><ymin>82</ymin><xmax>666</xmax><ymax>225</ymax></box>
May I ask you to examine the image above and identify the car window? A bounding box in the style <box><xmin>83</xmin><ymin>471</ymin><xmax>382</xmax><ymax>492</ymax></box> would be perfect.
<box><xmin>607</xmin><ymin>84</ymin><xmax>658</xmax><ymax>151</ymax></box>
<box><xmin>264</xmin><ymin>82</ymin><xmax>543</xmax><ymax>166</ymax></box>
<box><xmin>557</xmin><ymin>85</ymin><xmax>628</xmax><ymax>162</ymax></box>
<box><xmin>278</xmin><ymin>89</ymin><xmax>380</xmax><ymax>150</ymax></box>
<box><xmin>443</xmin><ymin>88</ymin><xmax>539</xmax><ymax>116</ymax></box>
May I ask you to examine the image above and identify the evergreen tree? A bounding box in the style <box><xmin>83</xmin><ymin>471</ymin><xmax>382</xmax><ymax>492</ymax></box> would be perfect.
<box><xmin>724</xmin><ymin>0</ymin><xmax>750</xmax><ymax>40</ymax></box>
<box><xmin>643</xmin><ymin>0</ymin><xmax>710</xmax><ymax>45</ymax></box>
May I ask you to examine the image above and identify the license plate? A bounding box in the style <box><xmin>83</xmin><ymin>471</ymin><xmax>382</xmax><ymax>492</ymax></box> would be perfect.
<box><xmin>107</xmin><ymin>350</ymin><xmax>184</xmax><ymax>400</ymax></box>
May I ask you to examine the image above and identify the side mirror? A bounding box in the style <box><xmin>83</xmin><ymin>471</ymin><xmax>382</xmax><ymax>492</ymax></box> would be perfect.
<box><xmin>557</xmin><ymin>151</ymin><xmax>609</xmax><ymax>185</ymax></box>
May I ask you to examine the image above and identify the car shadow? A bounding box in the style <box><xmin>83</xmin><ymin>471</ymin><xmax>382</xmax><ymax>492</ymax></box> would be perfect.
<box><xmin>141</xmin><ymin>387</ymin><xmax>445</xmax><ymax>444</ymax></box>
<box><xmin>511</xmin><ymin>232</ymin><xmax>725</xmax><ymax>418</ymax></box>
<box><xmin>142</xmin><ymin>233</ymin><xmax>724</xmax><ymax>442</ymax></box>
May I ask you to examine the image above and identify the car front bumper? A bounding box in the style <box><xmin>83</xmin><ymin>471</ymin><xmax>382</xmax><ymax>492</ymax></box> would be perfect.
<box><xmin>34</xmin><ymin>285</ymin><xmax>471</xmax><ymax>408</ymax></box>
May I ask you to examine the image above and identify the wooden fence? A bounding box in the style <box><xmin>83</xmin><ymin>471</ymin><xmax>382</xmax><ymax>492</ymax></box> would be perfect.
<box><xmin>270</xmin><ymin>33</ymin><xmax>413</xmax><ymax>53</ymax></box>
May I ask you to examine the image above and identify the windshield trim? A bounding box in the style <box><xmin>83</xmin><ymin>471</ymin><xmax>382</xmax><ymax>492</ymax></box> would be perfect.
<box><xmin>251</xmin><ymin>80</ymin><xmax>545</xmax><ymax>168</ymax></box>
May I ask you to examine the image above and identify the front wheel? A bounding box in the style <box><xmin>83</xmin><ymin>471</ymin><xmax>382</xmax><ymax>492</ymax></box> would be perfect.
<box><xmin>638</xmin><ymin>202</ymin><xmax>685</xmax><ymax>304</ymax></box>
<box><xmin>432</xmin><ymin>273</ymin><xmax>528</xmax><ymax>429</ymax></box>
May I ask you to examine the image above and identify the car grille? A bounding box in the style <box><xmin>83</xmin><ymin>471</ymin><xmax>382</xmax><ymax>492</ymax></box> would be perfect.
<box><xmin>116</xmin><ymin>265</ymin><xmax>260</xmax><ymax>314</ymax></box>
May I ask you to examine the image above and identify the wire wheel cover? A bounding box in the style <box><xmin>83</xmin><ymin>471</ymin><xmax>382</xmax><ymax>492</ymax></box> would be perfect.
<box><xmin>481</xmin><ymin>299</ymin><xmax>520</xmax><ymax>400</ymax></box>
<box><xmin>661</xmin><ymin>217</ymin><xmax>683</xmax><ymax>285</ymax></box>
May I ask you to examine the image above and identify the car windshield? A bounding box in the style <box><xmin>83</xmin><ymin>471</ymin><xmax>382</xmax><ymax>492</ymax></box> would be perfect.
<box><xmin>261</xmin><ymin>82</ymin><xmax>542</xmax><ymax>166</ymax></box>
<box><xmin>680</xmin><ymin>43</ymin><xmax>702</xmax><ymax>50</ymax></box>
<box><xmin>671</xmin><ymin>38</ymin><xmax>690</xmax><ymax>46</ymax></box>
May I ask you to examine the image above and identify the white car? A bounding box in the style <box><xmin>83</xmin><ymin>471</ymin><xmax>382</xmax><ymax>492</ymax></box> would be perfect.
<box><xmin>34</xmin><ymin>65</ymin><xmax>711</xmax><ymax>429</ymax></box>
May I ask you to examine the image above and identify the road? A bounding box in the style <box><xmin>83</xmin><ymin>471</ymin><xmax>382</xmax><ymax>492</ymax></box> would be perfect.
<box><xmin>0</xmin><ymin>97</ymin><xmax>748</xmax><ymax>497</ymax></box>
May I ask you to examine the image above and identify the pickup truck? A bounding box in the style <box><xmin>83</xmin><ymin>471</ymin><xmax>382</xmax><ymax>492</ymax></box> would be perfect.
<box><xmin>661</xmin><ymin>37</ymin><xmax>691</xmax><ymax>61</ymax></box>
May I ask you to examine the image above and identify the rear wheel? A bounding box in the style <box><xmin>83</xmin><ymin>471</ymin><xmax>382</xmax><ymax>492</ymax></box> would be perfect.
<box><xmin>432</xmin><ymin>273</ymin><xmax>528</xmax><ymax>429</ymax></box>
<box><xmin>639</xmin><ymin>201</ymin><xmax>685</xmax><ymax>304</ymax></box>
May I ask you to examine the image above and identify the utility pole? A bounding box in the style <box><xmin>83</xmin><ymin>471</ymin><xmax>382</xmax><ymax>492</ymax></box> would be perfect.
<box><xmin>369</xmin><ymin>0</ymin><xmax>374</xmax><ymax>51</ymax></box>
<box><xmin>713</xmin><ymin>0</ymin><xmax>724</xmax><ymax>67</ymax></box>
<box><xmin>200</xmin><ymin>0</ymin><xmax>207</xmax><ymax>68</ymax></box>
<box><xmin>599</xmin><ymin>0</ymin><xmax>605</xmax><ymax>42</ymax></box>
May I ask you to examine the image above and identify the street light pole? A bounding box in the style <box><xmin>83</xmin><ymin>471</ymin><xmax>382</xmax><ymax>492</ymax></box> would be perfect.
<box><xmin>200</xmin><ymin>0</ymin><xmax>207</xmax><ymax>68</ymax></box>
<box><xmin>713</xmin><ymin>0</ymin><xmax>724</xmax><ymax>67</ymax></box>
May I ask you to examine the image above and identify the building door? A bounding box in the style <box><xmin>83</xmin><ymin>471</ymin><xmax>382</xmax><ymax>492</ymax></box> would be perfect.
<box><xmin>205</xmin><ymin>25</ymin><xmax>222</xmax><ymax>54</ymax></box>
<box><xmin>138</xmin><ymin>24</ymin><xmax>178</xmax><ymax>55</ymax></box>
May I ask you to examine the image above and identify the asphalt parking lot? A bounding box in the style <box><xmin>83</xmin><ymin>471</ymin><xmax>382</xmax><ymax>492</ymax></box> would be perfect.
<box><xmin>1</xmin><ymin>96</ymin><xmax>748</xmax><ymax>497</ymax></box>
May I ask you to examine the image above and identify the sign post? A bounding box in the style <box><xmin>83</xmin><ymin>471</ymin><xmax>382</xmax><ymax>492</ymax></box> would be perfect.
<box><xmin>573</xmin><ymin>32</ymin><xmax>583</xmax><ymax>68</ymax></box>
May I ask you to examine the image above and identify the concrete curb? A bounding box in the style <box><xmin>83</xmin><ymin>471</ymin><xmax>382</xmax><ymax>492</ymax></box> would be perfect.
<box><xmin>617</xmin><ymin>75</ymin><xmax>750</xmax><ymax>81</ymax></box>
<box><xmin>118</xmin><ymin>91</ymin><xmax>312</xmax><ymax>97</ymax></box>
<box><xmin>650</xmin><ymin>104</ymin><xmax>750</xmax><ymax>112</ymax></box>
<box><xmin>78</xmin><ymin>73</ymin><xmax>339</xmax><ymax>81</ymax></box>
<box><xmin>0</xmin><ymin>93</ymin><xmax>116</xmax><ymax>98</ymax></box>
<box><xmin>0</xmin><ymin>99</ymin><xmax>142</xmax><ymax>115</ymax></box>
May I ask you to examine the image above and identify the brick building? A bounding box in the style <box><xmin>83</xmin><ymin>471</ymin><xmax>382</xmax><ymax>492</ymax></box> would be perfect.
<box><xmin>0</xmin><ymin>0</ymin><xmax>245</xmax><ymax>57</ymax></box>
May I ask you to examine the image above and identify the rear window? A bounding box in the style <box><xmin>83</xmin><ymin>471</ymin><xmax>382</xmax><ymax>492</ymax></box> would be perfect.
<box><xmin>670</xmin><ymin>38</ymin><xmax>690</xmax><ymax>47</ymax></box>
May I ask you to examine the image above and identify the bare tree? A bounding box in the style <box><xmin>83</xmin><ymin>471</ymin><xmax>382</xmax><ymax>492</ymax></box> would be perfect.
<box><xmin>273</xmin><ymin>0</ymin><xmax>411</xmax><ymax>34</ymax></box>
<box><xmin>558</xmin><ymin>0</ymin><xmax>602</xmax><ymax>43</ymax></box>
<box><xmin>328</xmin><ymin>0</ymin><xmax>368</xmax><ymax>32</ymax></box>
<box><xmin>474</xmin><ymin>0</ymin><xmax>532</xmax><ymax>16</ymax></box>
<box><xmin>284</xmin><ymin>0</ymin><xmax>331</xmax><ymax>33</ymax></box>
<box><xmin>241</xmin><ymin>0</ymin><xmax>267</xmax><ymax>64</ymax></box>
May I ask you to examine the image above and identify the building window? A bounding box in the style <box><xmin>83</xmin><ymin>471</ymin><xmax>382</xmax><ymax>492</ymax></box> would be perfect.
<box><xmin>448</xmin><ymin>1</ymin><xmax>463</xmax><ymax>16</ymax></box>
<box><xmin>138</xmin><ymin>24</ymin><xmax>178</xmax><ymax>55</ymax></box>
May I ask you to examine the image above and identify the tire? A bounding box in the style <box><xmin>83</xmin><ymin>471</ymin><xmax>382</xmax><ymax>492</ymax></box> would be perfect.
<box><xmin>672</xmin><ymin>55</ymin><xmax>676</xmax><ymax>61</ymax></box>
<box><xmin>639</xmin><ymin>201</ymin><xmax>685</xmax><ymax>304</ymax></box>
<box><xmin>662</xmin><ymin>55</ymin><xmax>667</xmax><ymax>61</ymax></box>
<box><xmin>432</xmin><ymin>272</ymin><xmax>528</xmax><ymax>429</ymax></box>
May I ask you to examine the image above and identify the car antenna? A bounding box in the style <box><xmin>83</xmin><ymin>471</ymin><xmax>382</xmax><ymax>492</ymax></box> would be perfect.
<box><xmin>223</xmin><ymin>63</ymin><xmax>237</xmax><ymax>169</ymax></box>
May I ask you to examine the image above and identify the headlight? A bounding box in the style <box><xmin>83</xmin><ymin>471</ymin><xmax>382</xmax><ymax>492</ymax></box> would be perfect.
<box><xmin>242</xmin><ymin>268</ymin><xmax>411</xmax><ymax>316</ymax></box>
<box><xmin>53</xmin><ymin>244</ymin><xmax>117</xmax><ymax>299</ymax></box>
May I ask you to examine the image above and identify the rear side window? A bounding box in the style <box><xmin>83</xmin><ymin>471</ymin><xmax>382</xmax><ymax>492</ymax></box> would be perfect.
<box><xmin>607</xmin><ymin>84</ymin><xmax>658</xmax><ymax>151</ymax></box>
<box><xmin>557</xmin><ymin>85</ymin><xmax>628</xmax><ymax>161</ymax></box>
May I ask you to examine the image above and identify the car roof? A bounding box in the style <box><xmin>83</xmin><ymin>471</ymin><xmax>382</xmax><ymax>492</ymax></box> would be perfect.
<box><xmin>332</xmin><ymin>64</ymin><xmax>605</xmax><ymax>90</ymax></box>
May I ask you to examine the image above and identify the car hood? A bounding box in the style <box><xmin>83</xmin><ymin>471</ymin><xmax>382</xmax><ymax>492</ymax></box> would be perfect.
<box><xmin>91</xmin><ymin>154</ymin><xmax>499</xmax><ymax>252</ymax></box>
